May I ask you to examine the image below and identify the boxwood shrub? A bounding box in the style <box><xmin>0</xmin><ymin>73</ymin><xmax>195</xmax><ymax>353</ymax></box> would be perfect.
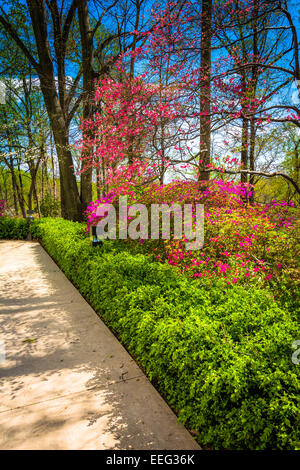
<box><xmin>31</xmin><ymin>217</ymin><xmax>300</xmax><ymax>450</ymax></box>
<box><xmin>0</xmin><ymin>216</ymin><xmax>29</xmax><ymax>239</ymax></box>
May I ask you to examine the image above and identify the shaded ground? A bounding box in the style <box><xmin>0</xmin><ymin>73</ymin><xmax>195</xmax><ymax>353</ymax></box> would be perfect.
<box><xmin>0</xmin><ymin>240</ymin><xmax>200</xmax><ymax>450</ymax></box>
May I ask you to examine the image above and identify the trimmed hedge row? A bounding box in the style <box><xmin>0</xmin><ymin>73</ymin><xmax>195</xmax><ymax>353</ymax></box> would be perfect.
<box><xmin>0</xmin><ymin>217</ymin><xmax>29</xmax><ymax>239</ymax></box>
<box><xmin>31</xmin><ymin>218</ymin><xmax>300</xmax><ymax>449</ymax></box>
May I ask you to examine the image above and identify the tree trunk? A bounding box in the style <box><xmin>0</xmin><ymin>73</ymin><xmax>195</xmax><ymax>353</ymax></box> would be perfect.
<box><xmin>77</xmin><ymin>0</ymin><xmax>93</xmax><ymax>211</ymax></box>
<box><xmin>130</xmin><ymin>0</ymin><xmax>141</xmax><ymax>79</ymax></box>
<box><xmin>9</xmin><ymin>158</ymin><xmax>19</xmax><ymax>215</ymax></box>
<box><xmin>241</xmin><ymin>115</ymin><xmax>248</xmax><ymax>184</ymax></box>
<box><xmin>50</xmin><ymin>131</ymin><xmax>56</xmax><ymax>198</ymax></box>
<box><xmin>198</xmin><ymin>0</ymin><xmax>212</xmax><ymax>182</ymax></box>
<box><xmin>26</xmin><ymin>0</ymin><xmax>82</xmax><ymax>220</ymax></box>
<box><xmin>17</xmin><ymin>161</ymin><xmax>27</xmax><ymax>218</ymax></box>
<box><xmin>5</xmin><ymin>155</ymin><xmax>26</xmax><ymax>217</ymax></box>
<box><xmin>50</xmin><ymin>116</ymin><xmax>81</xmax><ymax>220</ymax></box>
<box><xmin>249</xmin><ymin>0</ymin><xmax>258</xmax><ymax>203</ymax></box>
<box><xmin>249</xmin><ymin>118</ymin><xmax>256</xmax><ymax>203</ymax></box>
<box><xmin>28</xmin><ymin>158</ymin><xmax>41</xmax><ymax>215</ymax></box>
<box><xmin>294</xmin><ymin>140</ymin><xmax>299</xmax><ymax>184</ymax></box>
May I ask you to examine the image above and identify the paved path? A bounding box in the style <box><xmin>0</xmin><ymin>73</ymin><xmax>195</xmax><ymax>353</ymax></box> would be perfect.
<box><xmin>0</xmin><ymin>240</ymin><xmax>200</xmax><ymax>450</ymax></box>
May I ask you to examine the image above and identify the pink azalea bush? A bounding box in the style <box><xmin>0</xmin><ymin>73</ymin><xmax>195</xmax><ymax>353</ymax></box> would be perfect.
<box><xmin>86</xmin><ymin>179</ymin><xmax>299</xmax><ymax>289</ymax></box>
<box><xmin>144</xmin><ymin>181</ymin><xmax>298</xmax><ymax>287</ymax></box>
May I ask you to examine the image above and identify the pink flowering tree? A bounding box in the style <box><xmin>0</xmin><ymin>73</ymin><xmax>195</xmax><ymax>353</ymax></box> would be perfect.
<box><xmin>79</xmin><ymin>72</ymin><xmax>181</xmax><ymax>196</ymax></box>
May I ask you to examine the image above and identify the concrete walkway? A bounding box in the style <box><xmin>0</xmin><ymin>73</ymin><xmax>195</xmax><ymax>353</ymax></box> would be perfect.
<box><xmin>0</xmin><ymin>240</ymin><xmax>200</xmax><ymax>450</ymax></box>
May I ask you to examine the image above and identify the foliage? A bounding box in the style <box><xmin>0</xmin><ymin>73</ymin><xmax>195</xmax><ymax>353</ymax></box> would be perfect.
<box><xmin>0</xmin><ymin>199</ymin><xmax>7</xmax><ymax>216</ymax></box>
<box><xmin>30</xmin><ymin>217</ymin><xmax>300</xmax><ymax>450</ymax></box>
<box><xmin>39</xmin><ymin>193</ymin><xmax>60</xmax><ymax>217</ymax></box>
<box><xmin>0</xmin><ymin>216</ymin><xmax>28</xmax><ymax>239</ymax></box>
<box><xmin>86</xmin><ymin>180</ymin><xmax>300</xmax><ymax>297</ymax></box>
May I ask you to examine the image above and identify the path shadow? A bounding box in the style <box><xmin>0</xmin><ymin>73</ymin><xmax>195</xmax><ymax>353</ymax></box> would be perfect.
<box><xmin>0</xmin><ymin>241</ymin><xmax>179</xmax><ymax>450</ymax></box>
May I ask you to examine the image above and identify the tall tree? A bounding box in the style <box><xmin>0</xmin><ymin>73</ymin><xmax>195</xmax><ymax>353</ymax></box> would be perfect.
<box><xmin>0</xmin><ymin>0</ymin><xmax>82</xmax><ymax>219</ymax></box>
<box><xmin>198</xmin><ymin>0</ymin><xmax>213</xmax><ymax>181</ymax></box>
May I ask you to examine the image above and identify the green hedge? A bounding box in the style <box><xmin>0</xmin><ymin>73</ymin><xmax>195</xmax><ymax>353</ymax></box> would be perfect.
<box><xmin>31</xmin><ymin>218</ymin><xmax>300</xmax><ymax>450</ymax></box>
<box><xmin>0</xmin><ymin>216</ymin><xmax>29</xmax><ymax>239</ymax></box>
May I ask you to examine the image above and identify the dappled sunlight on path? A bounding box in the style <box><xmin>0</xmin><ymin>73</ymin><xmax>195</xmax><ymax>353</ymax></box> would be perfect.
<box><xmin>0</xmin><ymin>240</ymin><xmax>199</xmax><ymax>450</ymax></box>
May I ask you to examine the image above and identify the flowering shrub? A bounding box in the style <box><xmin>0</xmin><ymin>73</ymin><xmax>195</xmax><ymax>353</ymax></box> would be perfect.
<box><xmin>141</xmin><ymin>179</ymin><xmax>253</xmax><ymax>206</ymax></box>
<box><xmin>86</xmin><ymin>191</ymin><xmax>123</xmax><ymax>230</ymax></box>
<box><xmin>261</xmin><ymin>200</ymin><xmax>297</xmax><ymax>228</ymax></box>
<box><xmin>86</xmin><ymin>179</ymin><xmax>299</xmax><ymax>292</ymax></box>
<box><xmin>162</xmin><ymin>203</ymin><xmax>298</xmax><ymax>287</ymax></box>
<box><xmin>157</xmin><ymin>182</ymin><xmax>298</xmax><ymax>288</ymax></box>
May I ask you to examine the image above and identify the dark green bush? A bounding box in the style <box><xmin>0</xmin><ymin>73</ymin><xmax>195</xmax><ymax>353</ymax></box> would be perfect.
<box><xmin>39</xmin><ymin>193</ymin><xmax>60</xmax><ymax>217</ymax></box>
<box><xmin>0</xmin><ymin>216</ymin><xmax>29</xmax><ymax>239</ymax></box>
<box><xmin>31</xmin><ymin>217</ymin><xmax>300</xmax><ymax>450</ymax></box>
